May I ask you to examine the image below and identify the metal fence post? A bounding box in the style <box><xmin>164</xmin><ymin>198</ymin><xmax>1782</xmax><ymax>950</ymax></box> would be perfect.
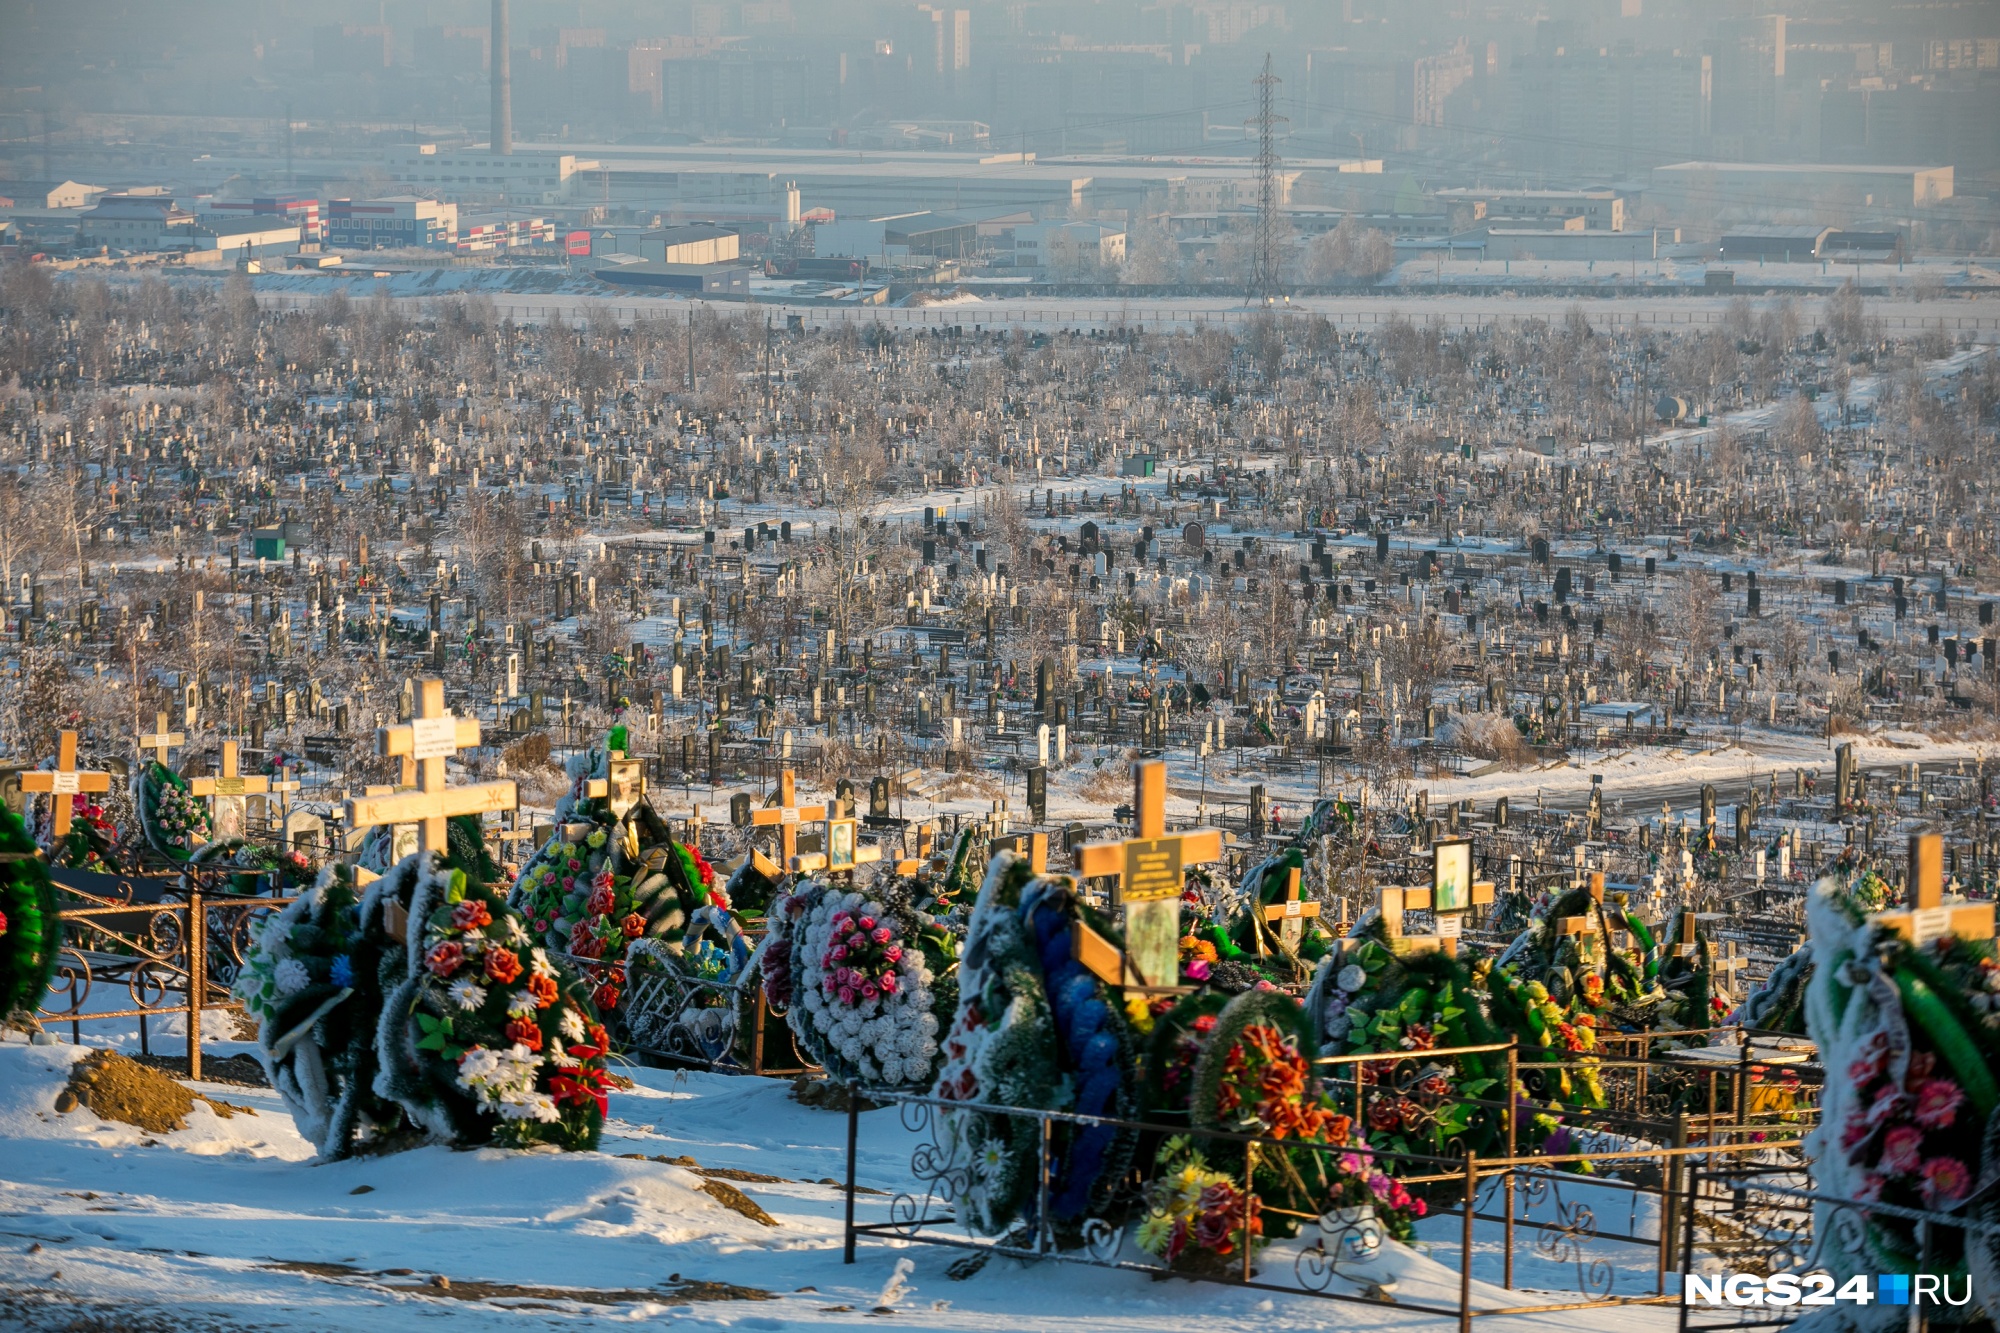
<box><xmin>842</xmin><ymin>1083</ymin><xmax>859</xmax><ymax>1263</ymax></box>
<box><xmin>1504</xmin><ymin>1036</ymin><xmax>1518</xmax><ymax>1287</ymax></box>
<box><xmin>186</xmin><ymin>888</ymin><xmax>205</xmax><ymax>1082</ymax></box>
<box><xmin>1461</xmin><ymin>1150</ymin><xmax>1477</xmax><ymax>1333</ymax></box>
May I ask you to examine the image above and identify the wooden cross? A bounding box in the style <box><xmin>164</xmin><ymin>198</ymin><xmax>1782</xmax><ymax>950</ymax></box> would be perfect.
<box><xmin>581</xmin><ymin>750</ymin><xmax>647</xmax><ymax>820</ymax></box>
<box><xmin>137</xmin><ymin>711</ymin><xmax>184</xmax><ymax>767</ymax></box>
<box><xmin>789</xmin><ymin>813</ymin><xmax>883</xmax><ymax>875</ymax></box>
<box><xmin>344</xmin><ymin>679</ymin><xmax>515</xmax><ymax>857</ymax></box>
<box><xmin>21</xmin><ymin>731</ymin><xmax>111</xmax><ymax>840</ymax></box>
<box><xmin>1872</xmin><ymin>832</ymin><xmax>1996</xmax><ymax>945</ymax></box>
<box><xmin>751</xmin><ymin>769</ymin><xmax>825</xmax><ymax>868</ymax></box>
<box><xmin>1260</xmin><ymin>867</ymin><xmax>1321</xmax><ymax>951</ymax></box>
<box><xmin>1712</xmin><ymin>939</ymin><xmax>1751</xmax><ymax>999</ymax></box>
<box><xmin>191</xmin><ymin>742</ymin><xmax>271</xmax><ymax>801</ymax></box>
<box><xmin>1073</xmin><ymin>760</ymin><xmax>1222</xmax><ymax>989</ymax></box>
<box><xmin>1375</xmin><ymin>879</ymin><xmax>1495</xmax><ymax>958</ymax></box>
<box><xmin>1554</xmin><ymin>871</ymin><xmax>1606</xmax><ymax>940</ymax></box>
<box><xmin>990</xmin><ymin>830</ymin><xmax>1048</xmax><ymax>875</ymax></box>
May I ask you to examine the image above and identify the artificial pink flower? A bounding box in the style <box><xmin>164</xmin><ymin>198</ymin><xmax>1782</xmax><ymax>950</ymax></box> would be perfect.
<box><xmin>872</xmin><ymin>926</ymin><xmax>893</xmax><ymax>944</ymax></box>
<box><xmin>1921</xmin><ymin>1157</ymin><xmax>1973</xmax><ymax>1206</ymax></box>
<box><xmin>1879</xmin><ymin>1124</ymin><xmax>1925</xmax><ymax>1176</ymax></box>
<box><xmin>1911</xmin><ymin>1079</ymin><xmax>1965</xmax><ymax>1130</ymax></box>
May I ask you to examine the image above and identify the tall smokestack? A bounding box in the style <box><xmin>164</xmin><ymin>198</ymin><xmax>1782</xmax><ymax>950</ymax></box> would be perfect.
<box><xmin>490</xmin><ymin>0</ymin><xmax>512</xmax><ymax>155</ymax></box>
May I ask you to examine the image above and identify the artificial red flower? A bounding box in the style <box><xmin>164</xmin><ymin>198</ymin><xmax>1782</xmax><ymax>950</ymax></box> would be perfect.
<box><xmin>425</xmin><ymin>941</ymin><xmax>465</xmax><ymax>978</ymax></box>
<box><xmin>451</xmin><ymin>899</ymin><xmax>492</xmax><ymax>931</ymax></box>
<box><xmin>620</xmin><ymin>912</ymin><xmax>646</xmax><ymax>939</ymax></box>
<box><xmin>592</xmin><ymin>984</ymin><xmax>621</xmax><ymax>1010</ymax></box>
<box><xmin>527</xmin><ymin>973</ymin><xmax>560</xmax><ymax>1009</ymax></box>
<box><xmin>484</xmin><ymin>947</ymin><xmax>523</xmax><ymax>984</ymax></box>
<box><xmin>586</xmin><ymin>885</ymin><xmax>616</xmax><ymax>917</ymax></box>
<box><xmin>505</xmin><ymin>1018</ymin><xmax>543</xmax><ymax>1052</ymax></box>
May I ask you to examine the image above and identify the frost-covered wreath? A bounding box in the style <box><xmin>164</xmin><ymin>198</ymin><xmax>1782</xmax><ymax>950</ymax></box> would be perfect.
<box><xmin>236</xmin><ymin>860</ymin><xmax>408</xmax><ymax>1158</ymax></box>
<box><xmin>929</xmin><ymin>853</ymin><xmax>1062</xmax><ymax>1237</ymax></box>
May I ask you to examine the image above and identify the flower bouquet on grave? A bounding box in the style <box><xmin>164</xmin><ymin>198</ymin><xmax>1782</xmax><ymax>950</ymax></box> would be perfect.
<box><xmin>1804</xmin><ymin>868</ymin><xmax>2000</xmax><ymax>1321</ymax></box>
<box><xmin>131</xmin><ymin>762</ymin><xmax>211</xmax><ymax>863</ymax></box>
<box><xmin>0</xmin><ymin>806</ymin><xmax>60</xmax><ymax>1030</ymax></box>
<box><xmin>34</xmin><ymin>787</ymin><xmax>121</xmax><ymax>874</ymax></box>
<box><xmin>188</xmin><ymin>837</ymin><xmax>318</xmax><ymax>896</ymax></box>
<box><xmin>1491</xmin><ymin>884</ymin><xmax>1670</xmax><ymax>1031</ymax></box>
<box><xmin>1222</xmin><ymin>849</ymin><xmax>1336</xmax><ymax>981</ymax></box>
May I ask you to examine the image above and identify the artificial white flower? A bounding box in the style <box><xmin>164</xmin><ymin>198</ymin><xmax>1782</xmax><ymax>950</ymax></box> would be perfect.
<box><xmin>273</xmin><ymin>958</ymin><xmax>312</xmax><ymax>997</ymax></box>
<box><xmin>530</xmin><ymin>948</ymin><xmax>556</xmax><ymax>980</ymax></box>
<box><xmin>449</xmin><ymin>978</ymin><xmax>489</xmax><ymax>1011</ymax></box>
<box><xmin>505</xmin><ymin>916</ymin><xmax>531</xmax><ymax>947</ymax></box>
<box><xmin>1337</xmin><ymin>964</ymin><xmax>1368</xmax><ymax>993</ymax></box>
<box><xmin>559</xmin><ymin>1008</ymin><xmax>588</xmax><ymax>1042</ymax></box>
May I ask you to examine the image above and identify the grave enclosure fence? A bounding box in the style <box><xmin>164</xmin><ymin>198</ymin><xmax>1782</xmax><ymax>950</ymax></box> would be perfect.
<box><xmin>839</xmin><ymin>1076</ymin><xmax>1827</xmax><ymax>1333</ymax></box>
<box><xmin>39</xmin><ymin>867</ymin><xmax>300</xmax><ymax>1081</ymax></box>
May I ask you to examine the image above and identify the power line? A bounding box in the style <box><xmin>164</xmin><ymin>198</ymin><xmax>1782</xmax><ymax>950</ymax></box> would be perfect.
<box><xmin>1249</xmin><ymin>54</ymin><xmax>1286</xmax><ymax>303</ymax></box>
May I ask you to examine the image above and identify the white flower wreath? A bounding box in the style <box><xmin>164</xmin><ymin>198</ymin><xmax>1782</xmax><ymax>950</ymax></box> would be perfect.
<box><xmin>789</xmin><ymin>887</ymin><xmax>940</xmax><ymax>1087</ymax></box>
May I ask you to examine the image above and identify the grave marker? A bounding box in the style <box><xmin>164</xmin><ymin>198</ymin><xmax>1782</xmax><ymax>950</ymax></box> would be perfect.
<box><xmin>1073</xmin><ymin>761</ymin><xmax>1222</xmax><ymax>989</ymax></box>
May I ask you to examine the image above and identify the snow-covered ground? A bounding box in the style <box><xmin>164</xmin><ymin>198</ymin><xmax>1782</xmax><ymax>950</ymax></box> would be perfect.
<box><xmin>0</xmin><ymin>1038</ymin><xmax>1682</xmax><ymax>1332</ymax></box>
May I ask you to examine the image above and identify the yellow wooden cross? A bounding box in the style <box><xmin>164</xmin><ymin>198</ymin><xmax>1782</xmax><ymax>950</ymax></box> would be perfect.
<box><xmin>1073</xmin><ymin>760</ymin><xmax>1223</xmax><ymax>989</ymax></box>
<box><xmin>991</xmin><ymin>830</ymin><xmax>1049</xmax><ymax>876</ymax></box>
<box><xmin>137</xmin><ymin>711</ymin><xmax>184</xmax><ymax>767</ymax></box>
<box><xmin>21</xmin><ymin>731</ymin><xmax>111</xmax><ymax>840</ymax></box>
<box><xmin>1260</xmin><ymin>866</ymin><xmax>1321</xmax><ymax>951</ymax></box>
<box><xmin>1375</xmin><ymin>879</ymin><xmax>1495</xmax><ymax>958</ymax></box>
<box><xmin>751</xmin><ymin>769</ymin><xmax>824</xmax><ymax>868</ymax></box>
<box><xmin>1873</xmin><ymin>833</ymin><xmax>1995</xmax><ymax>945</ymax></box>
<box><xmin>343</xmin><ymin>679</ymin><xmax>515</xmax><ymax>857</ymax></box>
<box><xmin>191</xmin><ymin>741</ymin><xmax>271</xmax><ymax>801</ymax></box>
<box><xmin>789</xmin><ymin>814</ymin><xmax>882</xmax><ymax>875</ymax></box>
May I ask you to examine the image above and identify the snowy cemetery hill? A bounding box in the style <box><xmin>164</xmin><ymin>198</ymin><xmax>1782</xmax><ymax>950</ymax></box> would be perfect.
<box><xmin>5</xmin><ymin>269</ymin><xmax>2000</xmax><ymax>1330</ymax></box>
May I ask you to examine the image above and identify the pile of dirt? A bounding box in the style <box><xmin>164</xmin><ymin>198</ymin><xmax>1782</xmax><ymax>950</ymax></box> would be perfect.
<box><xmin>52</xmin><ymin>1050</ymin><xmax>256</xmax><ymax>1132</ymax></box>
<box><xmin>788</xmin><ymin>1074</ymin><xmax>878</xmax><ymax>1113</ymax></box>
<box><xmin>612</xmin><ymin>1154</ymin><xmax>780</xmax><ymax>1226</ymax></box>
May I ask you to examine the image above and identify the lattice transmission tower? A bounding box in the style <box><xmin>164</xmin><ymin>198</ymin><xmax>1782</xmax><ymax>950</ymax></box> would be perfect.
<box><xmin>1249</xmin><ymin>54</ymin><xmax>1288</xmax><ymax>304</ymax></box>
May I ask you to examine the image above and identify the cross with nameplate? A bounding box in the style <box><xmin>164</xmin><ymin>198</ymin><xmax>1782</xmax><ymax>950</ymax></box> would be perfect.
<box><xmin>1073</xmin><ymin>761</ymin><xmax>1223</xmax><ymax>989</ymax></box>
<box><xmin>191</xmin><ymin>741</ymin><xmax>271</xmax><ymax>801</ymax></box>
<box><xmin>138</xmin><ymin>711</ymin><xmax>184</xmax><ymax>767</ymax></box>
<box><xmin>581</xmin><ymin>749</ymin><xmax>648</xmax><ymax>820</ymax></box>
<box><xmin>344</xmin><ymin>678</ymin><xmax>516</xmax><ymax>858</ymax></box>
<box><xmin>1374</xmin><ymin>879</ymin><xmax>1495</xmax><ymax>958</ymax></box>
<box><xmin>990</xmin><ymin>830</ymin><xmax>1049</xmax><ymax>876</ymax></box>
<box><xmin>21</xmin><ymin>731</ymin><xmax>111</xmax><ymax>841</ymax></box>
<box><xmin>752</xmin><ymin>769</ymin><xmax>825</xmax><ymax>869</ymax></box>
<box><xmin>1259</xmin><ymin>866</ymin><xmax>1321</xmax><ymax>952</ymax></box>
<box><xmin>1872</xmin><ymin>832</ymin><xmax>1996</xmax><ymax>945</ymax></box>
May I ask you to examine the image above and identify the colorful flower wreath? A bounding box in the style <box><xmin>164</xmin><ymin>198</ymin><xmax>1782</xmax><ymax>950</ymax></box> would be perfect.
<box><xmin>132</xmin><ymin>762</ymin><xmax>210</xmax><ymax>862</ymax></box>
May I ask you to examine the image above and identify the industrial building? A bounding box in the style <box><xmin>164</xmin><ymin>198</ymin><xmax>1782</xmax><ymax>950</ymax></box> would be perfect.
<box><xmin>325</xmin><ymin>197</ymin><xmax>459</xmax><ymax>250</ymax></box>
<box><xmin>1650</xmin><ymin>162</ymin><xmax>1954</xmax><ymax>212</ymax></box>
<box><xmin>1432</xmin><ymin>188</ymin><xmax>1626</xmax><ymax>231</ymax></box>
<box><xmin>203</xmin><ymin>195</ymin><xmax>323</xmax><ymax>242</ymax></box>
<box><xmin>386</xmin><ymin>145</ymin><xmax>584</xmax><ymax>205</ymax></box>
<box><xmin>583</xmin><ymin>224</ymin><xmax>741</xmax><ymax>265</ymax></box>
<box><xmin>1717</xmin><ymin>226</ymin><xmax>1834</xmax><ymax>262</ymax></box>
<box><xmin>591</xmin><ymin>259</ymin><xmax>753</xmax><ymax>293</ymax></box>
<box><xmin>78</xmin><ymin>194</ymin><xmax>195</xmax><ymax>250</ymax></box>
